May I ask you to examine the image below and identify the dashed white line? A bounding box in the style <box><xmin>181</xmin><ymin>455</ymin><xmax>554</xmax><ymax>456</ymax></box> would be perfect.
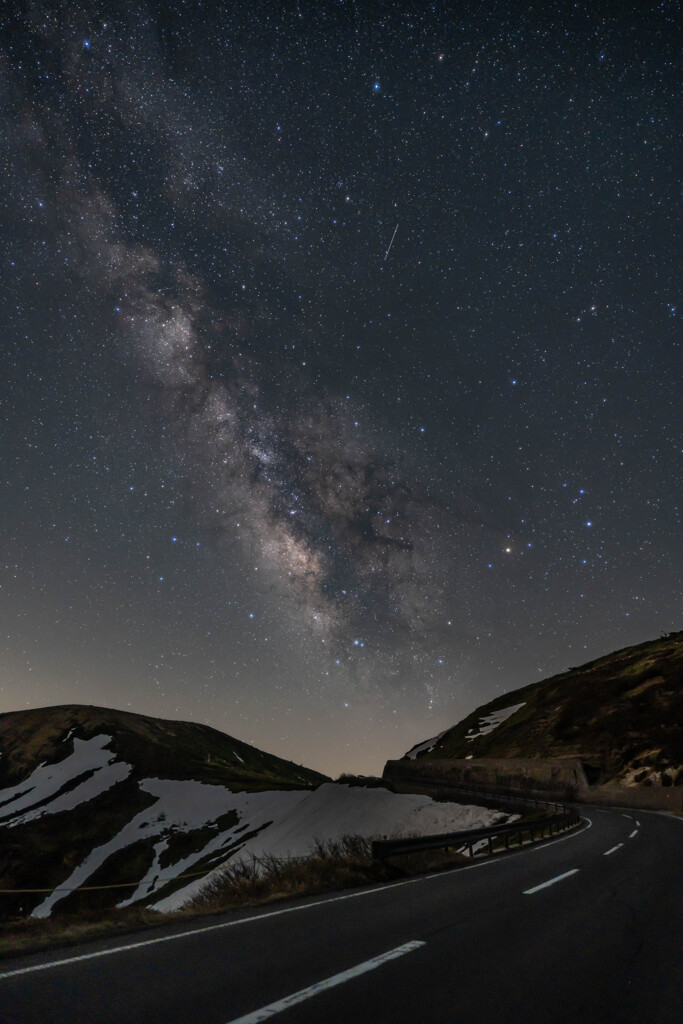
<box><xmin>224</xmin><ymin>941</ymin><xmax>426</xmax><ymax>1023</ymax></box>
<box><xmin>629</xmin><ymin>829</ymin><xmax>639</xmax><ymax>839</ymax></box>
<box><xmin>523</xmin><ymin>869</ymin><xmax>580</xmax><ymax>894</ymax></box>
<box><xmin>603</xmin><ymin>843</ymin><xmax>624</xmax><ymax>856</ymax></box>
<box><xmin>635</xmin><ymin>820</ymin><xmax>641</xmax><ymax>827</ymax></box>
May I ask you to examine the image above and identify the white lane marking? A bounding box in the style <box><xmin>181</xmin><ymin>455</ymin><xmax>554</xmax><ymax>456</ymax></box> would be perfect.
<box><xmin>603</xmin><ymin>843</ymin><xmax>624</xmax><ymax>856</ymax></box>
<box><xmin>622</xmin><ymin>813</ymin><xmax>632</xmax><ymax>819</ymax></box>
<box><xmin>224</xmin><ymin>941</ymin><xmax>425</xmax><ymax>1024</ymax></box>
<box><xmin>0</xmin><ymin>884</ymin><xmax>417</xmax><ymax>980</ymax></box>
<box><xmin>629</xmin><ymin>829</ymin><xmax>639</xmax><ymax>839</ymax></box>
<box><xmin>0</xmin><ymin>816</ymin><xmax>591</xmax><ymax>981</ymax></box>
<box><xmin>635</xmin><ymin>820</ymin><xmax>641</xmax><ymax>827</ymax></box>
<box><xmin>0</xmin><ymin>815</ymin><xmax>589</xmax><ymax>983</ymax></box>
<box><xmin>523</xmin><ymin>868</ymin><xmax>580</xmax><ymax>894</ymax></box>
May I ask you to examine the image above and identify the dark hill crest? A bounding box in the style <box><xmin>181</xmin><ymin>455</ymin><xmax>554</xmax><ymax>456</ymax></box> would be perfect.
<box><xmin>405</xmin><ymin>631</ymin><xmax>683</xmax><ymax>788</ymax></box>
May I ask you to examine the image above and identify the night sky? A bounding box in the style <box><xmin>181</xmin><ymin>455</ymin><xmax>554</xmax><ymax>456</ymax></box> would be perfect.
<box><xmin>1</xmin><ymin>1</ymin><xmax>680</xmax><ymax>777</ymax></box>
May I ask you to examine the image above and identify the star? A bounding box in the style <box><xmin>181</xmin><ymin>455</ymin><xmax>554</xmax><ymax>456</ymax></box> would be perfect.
<box><xmin>0</xmin><ymin>0</ymin><xmax>676</xmax><ymax>780</ymax></box>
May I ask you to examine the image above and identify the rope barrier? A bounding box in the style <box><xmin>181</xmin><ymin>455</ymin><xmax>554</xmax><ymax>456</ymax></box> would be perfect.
<box><xmin>0</xmin><ymin>863</ymin><xmax>227</xmax><ymax>895</ymax></box>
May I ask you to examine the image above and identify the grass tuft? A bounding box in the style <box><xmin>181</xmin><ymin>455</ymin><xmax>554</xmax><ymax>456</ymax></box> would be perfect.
<box><xmin>0</xmin><ymin>837</ymin><xmax>467</xmax><ymax>961</ymax></box>
<box><xmin>188</xmin><ymin>834</ymin><xmax>468</xmax><ymax>912</ymax></box>
<box><xmin>0</xmin><ymin>905</ymin><xmax>167</xmax><ymax>960</ymax></box>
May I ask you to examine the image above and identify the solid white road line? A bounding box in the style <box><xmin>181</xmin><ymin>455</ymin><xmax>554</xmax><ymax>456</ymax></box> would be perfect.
<box><xmin>224</xmin><ymin>941</ymin><xmax>426</xmax><ymax>1024</ymax></box>
<box><xmin>0</xmin><ymin>885</ymin><xmax>421</xmax><ymax>981</ymax></box>
<box><xmin>603</xmin><ymin>843</ymin><xmax>624</xmax><ymax>856</ymax></box>
<box><xmin>0</xmin><ymin>818</ymin><xmax>591</xmax><ymax>981</ymax></box>
<box><xmin>629</xmin><ymin>829</ymin><xmax>639</xmax><ymax>839</ymax></box>
<box><xmin>523</xmin><ymin>869</ymin><xmax>580</xmax><ymax>894</ymax></box>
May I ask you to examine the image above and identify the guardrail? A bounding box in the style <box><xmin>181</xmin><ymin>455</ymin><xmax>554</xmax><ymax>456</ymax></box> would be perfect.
<box><xmin>371</xmin><ymin>810</ymin><xmax>582</xmax><ymax>862</ymax></box>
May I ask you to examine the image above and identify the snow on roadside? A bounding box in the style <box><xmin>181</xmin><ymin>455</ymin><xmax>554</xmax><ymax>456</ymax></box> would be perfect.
<box><xmin>0</xmin><ymin>735</ymin><xmax>131</xmax><ymax>826</ymax></box>
<box><xmin>465</xmin><ymin>703</ymin><xmax>526</xmax><ymax>740</ymax></box>
<box><xmin>233</xmin><ymin>783</ymin><xmax>504</xmax><ymax>860</ymax></box>
<box><xmin>117</xmin><ymin>783</ymin><xmax>310</xmax><ymax>909</ymax></box>
<box><xmin>151</xmin><ymin>783</ymin><xmax>506</xmax><ymax>913</ymax></box>
<box><xmin>20</xmin><ymin>769</ymin><xmax>508</xmax><ymax>918</ymax></box>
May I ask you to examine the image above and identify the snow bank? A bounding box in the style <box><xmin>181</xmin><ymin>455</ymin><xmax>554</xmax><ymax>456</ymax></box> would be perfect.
<box><xmin>151</xmin><ymin>783</ymin><xmax>505</xmax><ymax>913</ymax></box>
<box><xmin>14</xmin><ymin>761</ymin><xmax>507</xmax><ymax>917</ymax></box>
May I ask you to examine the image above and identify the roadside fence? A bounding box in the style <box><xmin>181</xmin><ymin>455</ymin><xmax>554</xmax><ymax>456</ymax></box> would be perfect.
<box><xmin>372</xmin><ymin>809</ymin><xmax>582</xmax><ymax>862</ymax></box>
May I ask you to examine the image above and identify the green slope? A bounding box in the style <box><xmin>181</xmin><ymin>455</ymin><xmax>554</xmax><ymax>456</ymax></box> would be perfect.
<box><xmin>0</xmin><ymin>704</ymin><xmax>327</xmax><ymax>791</ymax></box>
<box><xmin>408</xmin><ymin>632</ymin><xmax>683</xmax><ymax>787</ymax></box>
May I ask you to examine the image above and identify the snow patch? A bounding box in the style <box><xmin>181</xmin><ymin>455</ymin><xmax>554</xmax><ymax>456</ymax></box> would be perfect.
<box><xmin>152</xmin><ymin>783</ymin><xmax>506</xmax><ymax>913</ymax></box>
<box><xmin>404</xmin><ymin>728</ymin><xmax>450</xmax><ymax>760</ymax></box>
<box><xmin>31</xmin><ymin>779</ymin><xmax>309</xmax><ymax>918</ymax></box>
<box><xmin>466</xmin><ymin>703</ymin><xmax>526</xmax><ymax>740</ymax></box>
<box><xmin>0</xmin><ymin>735</ymin><xmax>131</xmax><ymax>826</ymax></box>
<box><xmin>21</xmin><ymin>772</ymin><xmax>509</xmax><ymax>918</ymax></box>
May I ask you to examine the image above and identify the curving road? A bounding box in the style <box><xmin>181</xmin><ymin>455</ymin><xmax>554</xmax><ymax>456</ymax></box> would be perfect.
<box><xmin>0</xmin><ymin>806</ymin><xmax>681</xmax><ymax>1024</ymax></box>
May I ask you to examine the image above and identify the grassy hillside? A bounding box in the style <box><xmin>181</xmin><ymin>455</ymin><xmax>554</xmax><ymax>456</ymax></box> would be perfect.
<box><xmin>407</xmin><ymin>632</ymin><xmax>683</xmax><ymax>787</ymax></box>
<box><xmin>0</xmin><ymin>704</ymin><xmax>327</xmax><ymax>791</ymax></box>
<box><xmin>0</xmin><ymin>705</ymin><xmax>328</xmax><ymax>918</ymax></box>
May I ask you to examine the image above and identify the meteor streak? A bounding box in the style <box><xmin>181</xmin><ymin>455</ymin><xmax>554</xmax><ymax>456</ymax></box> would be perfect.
<box><xmin>384</xmin><ymin>222</ymin><xmax>399</xmax><ymax>261</ymax></box>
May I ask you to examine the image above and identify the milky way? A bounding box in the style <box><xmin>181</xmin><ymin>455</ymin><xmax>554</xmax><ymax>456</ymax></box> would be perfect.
<box><xmin>1</xmin><ymin>2</ymin><xmax>679</xmax><ymax>774</ymax></box>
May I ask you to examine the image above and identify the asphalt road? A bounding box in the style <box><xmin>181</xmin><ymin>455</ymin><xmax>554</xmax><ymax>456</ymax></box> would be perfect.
<box><xmin>1</xmin><ymin>806</ymin><xmax>681</xmax><ymax>1024</ymax></box>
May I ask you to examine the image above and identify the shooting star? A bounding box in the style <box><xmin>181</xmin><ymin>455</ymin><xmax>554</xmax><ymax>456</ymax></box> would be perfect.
<box><xmin>384</xmin><ymin>222</ymin><xmax>399</xmax><ymax>261</ymax></box>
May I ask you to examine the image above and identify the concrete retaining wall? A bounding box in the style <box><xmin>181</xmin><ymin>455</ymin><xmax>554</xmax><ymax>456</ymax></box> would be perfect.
<box><xmin>383</xmin><ymin>758</ymin><xmax>683</xmax><ymax>812</ymax></box>
<box><xmin>384</xmin><ymin>757</ymin><xmax>588</xmax><ymax>801</ymax></box>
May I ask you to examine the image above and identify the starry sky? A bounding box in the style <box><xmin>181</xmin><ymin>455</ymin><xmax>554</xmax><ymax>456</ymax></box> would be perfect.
<box><xmin>1</xmin><ymin>1</ymin><xmax>680</xmax><ymax>777</ymax></box>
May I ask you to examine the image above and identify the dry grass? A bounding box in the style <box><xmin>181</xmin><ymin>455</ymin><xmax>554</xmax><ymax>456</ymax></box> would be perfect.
<box><xmin>188</xmin><ymin>835</ymin><xmax>383</xmax><ymax>910</ymax></box>
<box><xmin>0</xmin><ymin>835</ymin><xmax>469</xmax><ymax>962</ymax></box>
<box><xmin>189</xmin><ymin>834</ymin><xmax>468</xmax><ymax>913</ymax></box>
<box><xmin>0</xmin><ymin>905</ymin><xmax>168</xmax><ymax>960</ymax></box>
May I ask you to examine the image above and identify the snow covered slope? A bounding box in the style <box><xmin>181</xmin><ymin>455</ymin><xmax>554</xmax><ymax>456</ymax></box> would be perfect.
<box><xmin>152</xmin><ymin>783</ymin><xmax>506</xmax><ymax>912</ymax></box>
<box><xmin>0</xmin><ymin>704</ymin><xmax>326</xmax><ymax>918</ymax></box>
<box><xmin>0</xmin><ymin>705</ymin><xmax>503</xmax><ymax>919</ymax></box>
